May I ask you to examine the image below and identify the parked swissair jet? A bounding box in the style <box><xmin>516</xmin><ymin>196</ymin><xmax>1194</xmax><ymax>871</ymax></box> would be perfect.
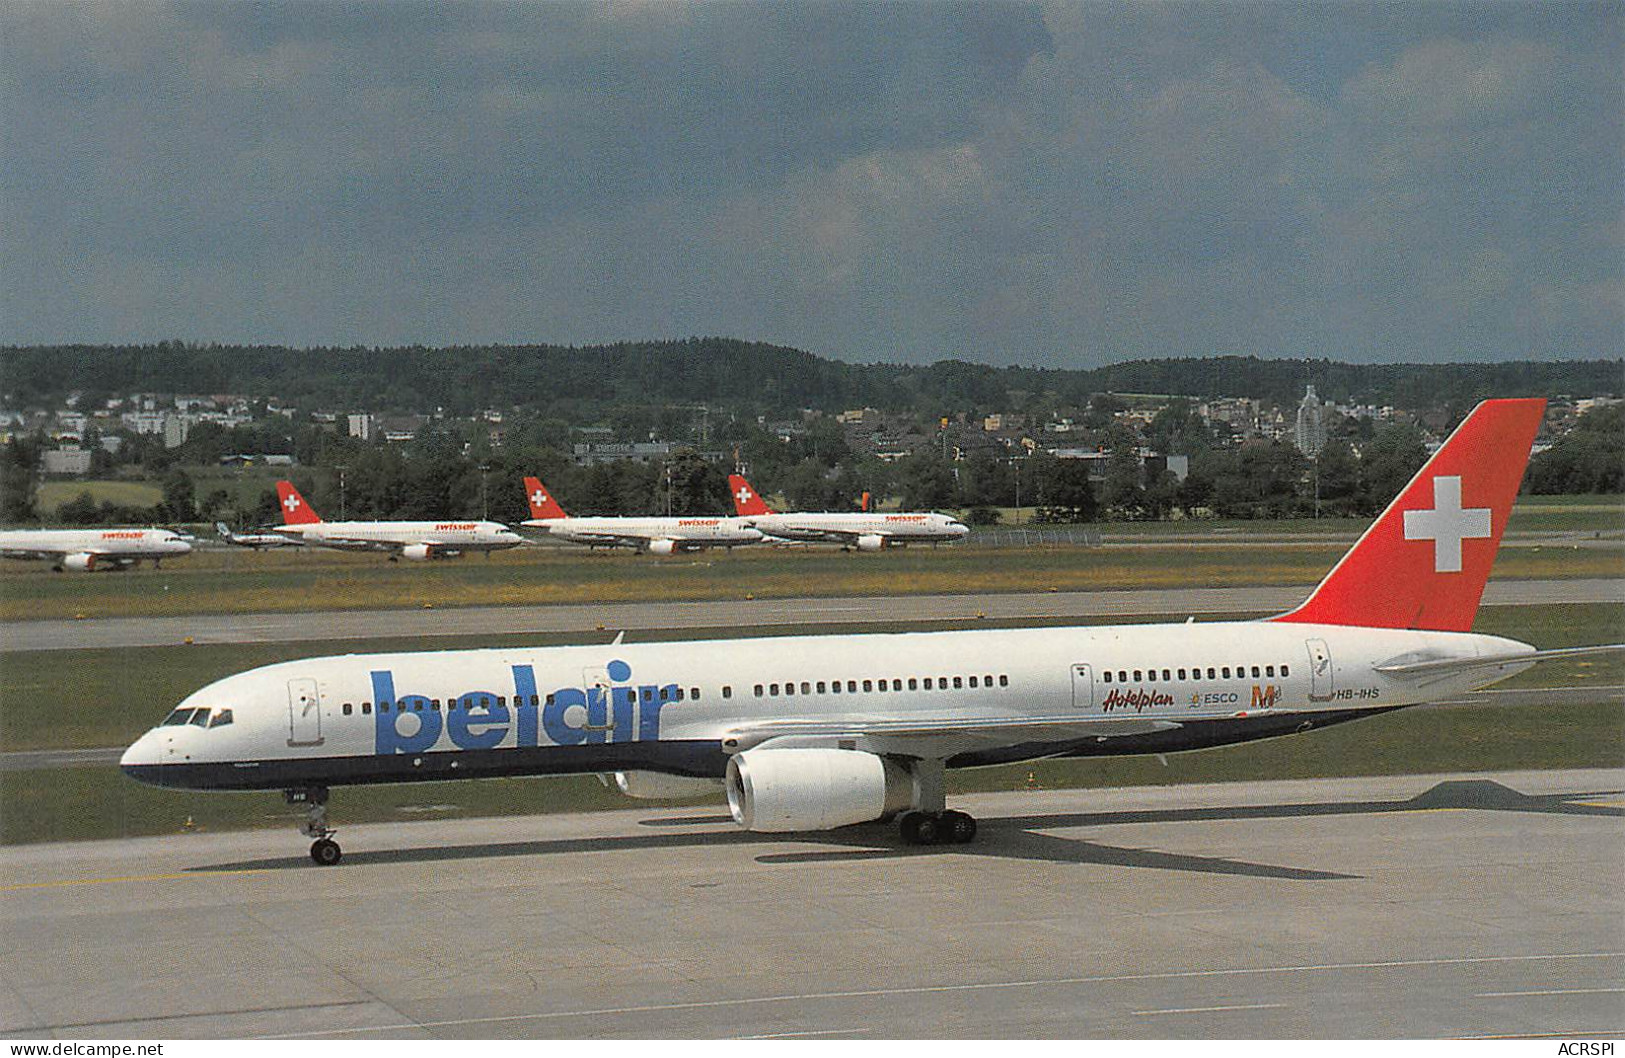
<box><xmin>0</xmin><ymin>526</ymin><xmax>192</xmax><ymax>572</ymax></box>
<box><xmin>728</xmin><ymin>473</ymin><xmax>969</xmax><ymax>549</ymax></box>
<box><xmin>270</xmin><ymin>481</ymin><xmax>523</xmax><ymax>560</ymax></box>
<box><xmin>520</xmin><ymin>476</ymin><xmax>763</xmax><ymax>554</ymax></box>
<box><xmin>125</xmin><ymin>400</ymin><xmax>1621</xmax><ymax>865</ymax></box>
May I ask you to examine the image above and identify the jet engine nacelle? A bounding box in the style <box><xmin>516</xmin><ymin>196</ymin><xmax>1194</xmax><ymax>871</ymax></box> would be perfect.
<box><xmin>725</xmin><ymin>748</ymin><xmax>912</xmax><ymax>832</ymax></box>
<box><xmin>60</xmin><ymin>552</ymin><xmax>97</xmax><ymax>572</ymax></box>
<box><xmin>400</xmin><ymin>543</ymin><xmax>435</xmax><ymax>561</ymax></box>
<box><xmin>613</xmin><ymin>770</ymin><xmax>722</xmax><ymax>800</ymax></box>
<box><xmin>647</xmin><ymin>539</ymin><xmax>678</xmax><ymax>556</ymax></box>
<box><xmin>855</xmin><ymin>534</ymin><xmax>886</xmax><ymax>552</ymax></box>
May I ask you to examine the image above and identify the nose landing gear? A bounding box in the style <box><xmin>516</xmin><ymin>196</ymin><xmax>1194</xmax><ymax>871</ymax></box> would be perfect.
<box><xmin>285</xmin><ymin>787</ymin><xmax>341</xmax><ymax>865</ymax></box>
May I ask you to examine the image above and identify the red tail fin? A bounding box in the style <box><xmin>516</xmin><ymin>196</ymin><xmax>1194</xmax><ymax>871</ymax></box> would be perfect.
<box><xmin>1272</xmin><ymin>398</ymin><xmax>1545</xmax><ymax>632</ymax></box>
<box><xmin>523</xmin><ymin>476</ymin><xmax>568</xmax><ymax>520</ymax></box>
<box><xmin>728</xmin><ymin>474</ymin><xmax>774</xmax><ymax>516</ymax></box>
<box><xmin>275</xmin><ymin>481</ymin><xmax>321</xmax><ymax>525</ymax></box>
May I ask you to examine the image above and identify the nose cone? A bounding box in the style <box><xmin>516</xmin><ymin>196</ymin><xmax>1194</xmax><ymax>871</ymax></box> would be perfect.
<box><xmin>499</xmin><ymin>529</ymin><xmax>524</xmax><ymax>545</ymax></box>
<box><xmin>120</xmin><ymin>730</ymin><xmax>166</xmax><ymax>785</ymax></box>
<box><xmin>950</xmin><ymin>521</ymin><xmax>970</xmax><ymax>537</ymax></box>
<box><xmin>742</xmin><ymin>527</ymin><xmax>765</xmax><ymax>542</ymax></box>
<box><xmin>170</xmin><ymin>537</ymin><xmax>194</xmax><ymax>554</ymax></box>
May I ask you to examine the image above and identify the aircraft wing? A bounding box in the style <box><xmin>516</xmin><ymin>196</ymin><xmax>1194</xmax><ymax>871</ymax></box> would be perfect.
<box><xmin>0</xmin><ymin>547</ymin><xmax>69</xmax><ymax>561</ymax></box>
<box><xmin>722</xmin><ymin>713</ymin><xmax>1181</xmax><ymax>759</ymax></box>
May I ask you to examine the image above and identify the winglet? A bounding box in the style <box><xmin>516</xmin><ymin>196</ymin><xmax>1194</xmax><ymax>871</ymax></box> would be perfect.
<box><xmin>1271</xmin><ymin>398</ymin><xmax>1546</xmax><ymax>632</ymax></box>
<box><xmin>728</xmin><ymin>473</ymin><xmax>774</xmax><ymax>516</ymax></box>
<box><xmin>523</xmin><ymin>476</ymin><xmax>568</xmax><ymax>520</ymax></box>
<box><xmin>274</xmin><ymin>481</ymin><xmax>321</xmax><ymax>525</ymax></box>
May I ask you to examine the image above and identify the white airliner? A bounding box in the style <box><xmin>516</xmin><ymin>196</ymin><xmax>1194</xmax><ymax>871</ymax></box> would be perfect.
<box><xmin>124</xmin><ymin>400</ymin><xmax>1621</xmax><ymax>865</ymax></box>
<box><xmin>0</xmin><ymin>527</ymin><xmax>192</xmax><ymax>572</ymax></box>
<box><xmin>216</xmin><ymin>522</ymin><xmax>302</xmax><ymax>549</ymax></box>
<box><xmin>728</xmin><ymin>473</ymin><xmax>969</xmax><ymax>550</ymax></box>
<box><xmin>269</xmin><ymin>481</ymin><xmax>523</xmax><ymax>560</ymax></box>
<box><xmin>519</xmin><ymin>476</ymin><xmax>764</xmax><ymax>555</ymax></box>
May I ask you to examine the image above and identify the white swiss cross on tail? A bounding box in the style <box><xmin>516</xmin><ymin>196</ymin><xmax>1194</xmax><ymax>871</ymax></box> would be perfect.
<box><xmin>1402</xmin><ymin>475</ymin><xmax>1492</xmax><ymax>573</ymax></box>
<box><xmin>735</xmin><ymin>485</ymin><xmax>752</xmax><ymax>505</ymax></box>
<box><xmin>531</xmin><ymin>489</ymin><xmax>546</xmax><ymax>507</ymax></box>
<box><xmin>283</xmin><ymin>494</ymin><xmax>300</xmax><ymax>512</ymax></box>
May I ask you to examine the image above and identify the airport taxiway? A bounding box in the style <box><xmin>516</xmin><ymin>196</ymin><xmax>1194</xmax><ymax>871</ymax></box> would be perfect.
<box><xmin>2</xmin><ymin>768</ymin><xmax>1620</xmax><ymax>1039</ymax></box>
<box><xmin>4</xmin><ymin>577</ymin><xmax>1620</xmax><ymax>652</ymax></box>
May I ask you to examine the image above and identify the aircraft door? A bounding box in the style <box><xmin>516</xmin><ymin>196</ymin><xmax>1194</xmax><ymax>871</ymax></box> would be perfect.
<box><xmin>287</xmin><ymin>678</ymin><xmax>323</xmax><ymax>746</ymax></box>
<box><xmin>1306</xmin><ymin>639</ymin><xmax>1333</xmax><ymax>702</ymax></box>
<box><xmin>1071</xmin><ymin>664</ymin><xmax>1095</xmax><ymax>711</ymax></box>
<box><xmin>580</xmin><ymin>666</ymin><xmax>615</xmax><ymax>739</ymax></box>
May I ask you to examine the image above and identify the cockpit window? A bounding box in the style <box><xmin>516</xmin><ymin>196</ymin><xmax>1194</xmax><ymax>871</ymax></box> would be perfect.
<box><xmin>189</xmin><ymin>709</ymin><xmax>211</xmax><ymax>727</ymax></box>
<box><xmin>208</xmin><ymin>708</ymin><xmax>233</xmax><ymax>728</ymax></box>
<box><xmin>162</xmin><ymin>708</ymin><xmax>196</xmax><ymax>726</ymax></box>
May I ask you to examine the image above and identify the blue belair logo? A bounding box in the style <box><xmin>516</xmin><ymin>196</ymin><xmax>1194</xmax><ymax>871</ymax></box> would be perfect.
<box><xmin>371</xmin><ymin>660</ymin><xmax>677</xmax><ymax>755</ymax></box>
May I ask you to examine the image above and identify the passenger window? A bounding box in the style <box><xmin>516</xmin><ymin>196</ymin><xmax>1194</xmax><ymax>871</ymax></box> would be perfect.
<box><xmin>770</xmin><ymin>683</ymin><xmax>779</xmax><ymax>696</ymax></box>
<box><xmin>209</xmin><ymin>709</ymin><xmax>233</xmax><ymax>728</ymax></box>
<box><xmin>497</xmin><ymin>696</ymin><xmax>506</xmax><ymax>707</ymax></box>
<box><xmin>1281</xmin><ymin>665</ymin><xmax>1290</xmax><ymax>677</ymax></box>
<box><xmin>343</xmin><ymin>703</ymin><xmax>353</xmax><ymax>716</ymax></box>
<box><xmin>1222</xmin><ymin>667</ymin><xmax>1231</xmax><ymax>679</ymax></box>
<box><xmin>969</xmin><ymin>676</ymin><xmax>979</xmax><ymax>688</ymax></box>
<box><xmin>862</xmin><ymin>680</ymin><xmax>873</xmax><ymax>692</ymax></box>
<box><xmin>546</xmin><ymin>693</ymin><xmax>556</xmax><ymax>706</ymax></box>
<box><xmin>801</xmin><ymin>682</ymin><xmax>811</xmax><ymax>695</ymax></box>
<box><xmin>415</xmin><ymin>701</ymin><xmax>425</xmax><ymax>712</ymax></box>
<box><xmin>847</xmin><ymin>680</ymin><xmax>857</xmax><ymax>692</ymax></box>
<box><xmin>722</xmin><ymin>686</ymin><xmax>732</xmax><ymax>699</ymax></box>
<box><xmin>1134</xmin><ymin>670</ymin><xmax>1143</xmax><ymax>682</ymax></box>
<box><xmin>643</xmin><ymin>688</ymin><xmax>655</xmax><ymax>702</ymax></box>
<box><xmin>1178</xmin><ymin>669</ymin><xmax>1187</xmax><ymax>681</ymax></box>
<box><xmin>923</xmin><ymin>678</ymin><xmax>933</xmax><ymax>689</ymax></box>
<box><xmin>877</xmin><ymin>680</ymin><xmax>888</xmax><ymax>693</ymax></box>
<box><xmin>754</xmin><ymin>684</ymin><xmax>763</xmax><ymax>697</ymax></box>
<box><xmin>953</xmin><ymin>676</ymin><xmax>963</xmax><ymax>689</ymax></box>
<box><xmin>908</xmin><ymin>678</ymin><xmax>918</xmax><ymax>690</ymax></box>
<box><xmin>1266</xmin><ymin>665</ymin><xmax>1275</xmax><ymax>678</ymax></box>
<box><xmin>362</xmin><ymin>703</ymin><xmax>372</xmax><ymax>715</ymax></box>
<box><xmin>431</xmin><ymin>700</ymin><xmax>441</xmax><ymax>712</ymax></box>
<box><xmin>831</xmin><ymin>681</ymin><xmax>842</xmax><ymax>694</ymax></box>
<box><xmin>985</xmin><ymin>674</ymin><xmax>994</xmax><ymax>686</ymax></box>
<box><xmin>1252</xmin><ymin>666</ymin><xmax>1260</xmax><ymax>678</ymax></box>
<box><xmin>531</xmin><ymin>694</ymin><xmax>540</xmax><ymax>706</ymax></box>
<box><xmin>1207</xmin><ymin>668</ymin><xmax>1216</xmax><ymax>679</ymax></box>
<box><xmin>1102</xmin><ymin>671</ymin><xmax>1112</xmax><ymax>684</ymax></box>
<box><xmin>939</xmin><ymin>676</ymin><xmax>949</xmax><ymax>688</ymax></box>
<box><xmin>1161</xmin><ymin>669</ymin><xmax>1170</xmax><ymax>681</ymax></box>
<box><xmin>999</xmin><ymin>675</ymin><xmax>1009</xmax><ymax>687</ymax></box>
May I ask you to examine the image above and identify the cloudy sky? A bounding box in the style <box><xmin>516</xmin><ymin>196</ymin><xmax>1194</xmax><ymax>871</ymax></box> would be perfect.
<box><xmin>2</xmin><ymin>1</ymin><xmax>1619</xmax><ymax>366</ymax></box>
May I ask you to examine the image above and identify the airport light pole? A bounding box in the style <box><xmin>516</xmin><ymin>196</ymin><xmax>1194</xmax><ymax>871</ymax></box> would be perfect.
<box><xmin>335</xmin><ymin>465</ymin><xmax>347</xmax><ymax>520</ymax></box>
<box><xmin>479</xmin><ymin>463</ymin><xmax>490</xmax><ymax>520</ymax></box>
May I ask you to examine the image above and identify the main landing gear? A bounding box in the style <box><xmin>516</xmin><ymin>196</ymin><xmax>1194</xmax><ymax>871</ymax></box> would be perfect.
<box><xmin>898</xmin><ymin>809</ymin><xmax>977</xmax><ymax>845</ymax></box>
<box><xmin>896</xmin><ymin>758</ymin><xmax>978</xmax><ymax>846</ymax></box>
<box><xmin>286</xmin><ymin>787</ymin><xmax>341</xmax><ymax>865</ymax></box>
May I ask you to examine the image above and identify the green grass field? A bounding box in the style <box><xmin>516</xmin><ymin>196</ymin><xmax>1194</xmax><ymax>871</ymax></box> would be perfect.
<box><xmin>34</xmin><ymin>480</ymin><xmax>164</xmax><ymax>514</ymax></box>
<box><xmin>1</xmin><ymin>602</ymin><xmax>1618</xmax><ymax>845</ymax></box>
<box><xmin>0</xmin><ymin>533</ymin><xmax>1619</xmax><ymax>623</ymax></box>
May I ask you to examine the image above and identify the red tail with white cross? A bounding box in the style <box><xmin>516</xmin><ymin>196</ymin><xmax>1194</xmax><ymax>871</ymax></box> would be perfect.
<box><xmin>1271</xmin><ymin>398</ymin><xmax>1545</xmax><ymax>632</ymax></box>
<box><xmin>274</xmin><ymin>481</ymin><xmax>322</xmax><ymax>525</ymax></box>
<box><xmin>727</xmin><ymin>474</ymin><xmax>775</xmax><ymax>516</ymax></box>
<box><xmin>522</xmin><ymin>477</ymin><xmax>569</xmax><ymax>521</ymax></box>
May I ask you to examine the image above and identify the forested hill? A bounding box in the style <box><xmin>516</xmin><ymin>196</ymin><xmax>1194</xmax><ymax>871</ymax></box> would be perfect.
<box><xmin>2</xmin><ymin>340</ymin><xmax>1618</xmax><ymax>415</ymax></box>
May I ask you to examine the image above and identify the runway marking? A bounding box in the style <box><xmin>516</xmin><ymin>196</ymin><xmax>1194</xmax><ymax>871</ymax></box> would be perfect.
<box><xmin>256</xmin><ymin>951</ymin><xmax>1625</xmax><ymax>1039</ymax></box>
<box><xmin>734</xmin><ymin>1028</ymin><xmax>861</xmax><ymax>1039</ymax></box>
<box><xmin>0</xmin><ymin>869</ymin><xmax>267</xmax><ymax>892</ymax></box>
<box><xmin>1133</xmin><ymin>1003</ymin><xmax>1286</xmax><ymax>1016</ymax></box>
<box><xmin>1476</xmin><ymin>988</ymin><xmax>1625</xmax><ymax>998</ymax></box>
